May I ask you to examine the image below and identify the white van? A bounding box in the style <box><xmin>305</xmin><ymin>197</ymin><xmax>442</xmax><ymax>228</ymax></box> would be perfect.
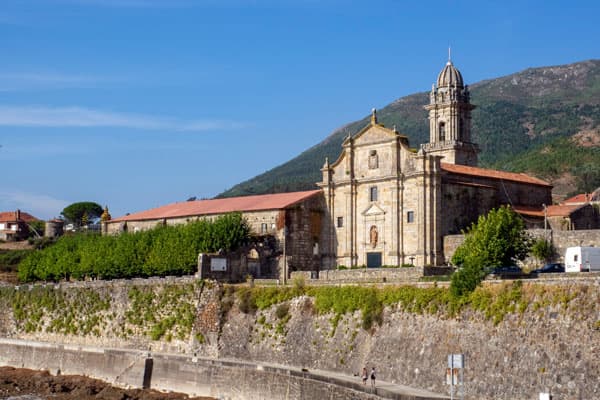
<box><xmin>564</xmin><ymin>246</ymin><xmax>600</xmax><ymax>272</ymax></box>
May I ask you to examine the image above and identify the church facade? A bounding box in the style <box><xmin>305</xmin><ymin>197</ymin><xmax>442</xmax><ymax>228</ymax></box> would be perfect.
<box><xmin>104</xmin><ymin>59</ymin><xmax>554</xmax><ymax>274</ymax></box>
<box><xmin>318</xmin><ymin>59</ymin><xmax>552</xmax><ymax>268</ymax></box>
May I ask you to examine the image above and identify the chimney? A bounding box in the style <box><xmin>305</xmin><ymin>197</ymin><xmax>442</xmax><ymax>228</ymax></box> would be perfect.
<box><xmin>16</xmin><ymin>209</ymin><xmax>21</xmax><ymax>220</ymax></box>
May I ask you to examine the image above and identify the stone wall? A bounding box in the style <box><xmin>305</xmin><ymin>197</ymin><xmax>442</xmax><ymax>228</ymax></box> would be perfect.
<box><xmin>291</xmin><ymin>266</ymin><xmax>424</xmax><ymax>284</ymax></box>
<box><xmin>443</xmin><ymin>229</ymin><xmax>600</xmax><ymax>264</ymax></box>
<box><xmin>285</xmin><ymin>194</ymin><xmax>327</xmax><ymax>274</ymax></box>
<box><xmin>441</xmin><ymin>181</ymin><xmax>496</xmax><ymax>236</ymax></box>
<box><xmin>216</xmin><ymin>279</ymin><xmax>600</xmax><ymax>400</ymax></box>
<box><xmin>0</xmin><ymin>339</ymin><xmax>439</xmax><ymax>400</ymax></box>
<box><xmin>2</xmin><ymin>277</ymin><xmax>600</xmax><ymax>399</ymax></box>
<box><xmin>0</xmin><ymin>277</ymin><xmax>203</xmax><ymax>353</ymax></box>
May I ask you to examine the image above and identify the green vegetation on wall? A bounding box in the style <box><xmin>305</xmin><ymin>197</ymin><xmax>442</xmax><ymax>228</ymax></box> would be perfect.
<box><xmin>0</xmin><ymin>280</ymin><xmax>203</xmax><ymax>342</ymax></box>
<box><xmin>0</xmin><ymin>285</ymin><xmax>110</xmax><ymax>336</ymax></box>
<box><xmin>224</xmin><ymin>281</ymin><xmax>581</xmax><ymax>336</ymax></box>
<box><xmin>18</xmin><ymin>213</ymin><xmax>250</xmax><ymax>282</ymax></box>
<box><xmin>125</xmin><ymin>282</ymin><xmax>202</xmax><ymax>341</ymax></box>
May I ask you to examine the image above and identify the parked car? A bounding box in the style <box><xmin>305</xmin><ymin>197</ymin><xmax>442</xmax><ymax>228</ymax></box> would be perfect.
<box><xmin>488</xmin><ymin>265</ymin><xmax>522</xmax><ymax>278</ymax></box>
<box><xmin>531</xmin><ymin>263</ymin><xmax>564</xmax><ymax>274</ymax></box>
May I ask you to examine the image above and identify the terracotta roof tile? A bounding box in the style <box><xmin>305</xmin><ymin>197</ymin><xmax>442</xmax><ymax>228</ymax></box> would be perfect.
<box><xmin>546</xmin><ymin>204</ymin><xmax>585</xmax><ymax>217</ymax></box>
<box><xmin>112</xmin><ymin>190</ymin><xmax>323</xmax><ymax>222</ymax></box>
<box><xmin>0</xmin><ymin>211</ymin><xmax>38</xmax><ymax>223</ymax></box>
<box><xmin>563</xmin><ymin>193</ymin><xmax>589</xmax><ymax>204</ymax></box>
<box><xmin>511</xmin><ymin>205</ymin><xmax>545</xmax><ymax>218</ymax></box>
<box><xmin>511</xmin><ymin>204</ymin><xmax>585</xmax><ymax>218</ymax></box>
<box><xmin>440</xmin><ymin>163</ymin><xmax>551</xmax><ymax>187</ymax></box>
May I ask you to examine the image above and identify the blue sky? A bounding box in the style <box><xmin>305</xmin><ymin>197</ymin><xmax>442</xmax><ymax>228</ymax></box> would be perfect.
<box><xmin>1</xmin><ymin>0</ymin><xmax>599</xmax><ymax>220</ymax></box>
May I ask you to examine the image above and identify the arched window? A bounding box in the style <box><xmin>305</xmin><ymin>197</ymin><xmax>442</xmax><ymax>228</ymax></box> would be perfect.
<box><xmin>459</xmin><ymin>118</ymin><xmax>464</xmax><ymax>140</ymax></box>
<box><xmin>439</xmin><ymin>122</ymin><xmax>446</xmax><ymax>142</ymax></box>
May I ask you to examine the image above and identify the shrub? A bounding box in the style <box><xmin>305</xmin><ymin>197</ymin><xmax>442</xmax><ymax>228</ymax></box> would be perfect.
<box><xmin>531</xmin><ymin>238</ymin><xmax>553</xmax><ymax>264</ymax></box>
<box><xmin>275</xmin><ymin>303</ymin><xmax>289</xmax><ymax>320</ymax></box>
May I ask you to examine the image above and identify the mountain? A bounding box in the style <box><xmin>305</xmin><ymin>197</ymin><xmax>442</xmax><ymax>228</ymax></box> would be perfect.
<box><xmin>218</xmin><ymin>59</ymin><xmax>600</xmax><ymax>199</ymax></box>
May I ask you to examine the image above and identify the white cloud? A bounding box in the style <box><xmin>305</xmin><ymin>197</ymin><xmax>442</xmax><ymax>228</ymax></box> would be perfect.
<box><xmin>0</xmin><ymin>105</ymin><xmax>246</xmax><ymax>132</ymax></box>
<box><xmin>0</xmin><ymin>190</ymin><xmax>70</xmax><ymax>220</ymax></box>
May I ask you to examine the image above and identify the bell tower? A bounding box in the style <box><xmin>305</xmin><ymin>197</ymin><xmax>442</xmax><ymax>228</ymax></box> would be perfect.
<box><xmin>422</xmin><ymin>53</ymin><xmax>478</xmax><ymax>166</ymax></box>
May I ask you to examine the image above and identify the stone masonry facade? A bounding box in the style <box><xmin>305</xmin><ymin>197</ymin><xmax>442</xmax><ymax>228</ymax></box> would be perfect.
<box><xmin>318</xmin><ymin>59</ymin><xmax>552</xmax><ymax>269</ymax></box>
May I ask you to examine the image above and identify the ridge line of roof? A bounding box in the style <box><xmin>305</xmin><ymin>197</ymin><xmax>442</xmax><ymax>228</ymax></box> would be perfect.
<box><xmin>110</xmin><ymin>189</ymin><xmax>323</xmax><ymax>223</ymax></box>
<box><xmin>440</xmin><ymin>162</ymin><xmax>551</xmax><ymax>186</ymax></box>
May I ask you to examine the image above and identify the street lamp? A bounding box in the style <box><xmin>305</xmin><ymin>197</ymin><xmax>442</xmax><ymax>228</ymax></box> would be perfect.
<box><xmin>542</xmin><ymin>203</ymin><xmax>548</xmax><ymax>239</ymax></box>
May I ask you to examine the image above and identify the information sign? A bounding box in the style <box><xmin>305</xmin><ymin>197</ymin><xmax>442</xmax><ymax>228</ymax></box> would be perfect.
<box><xmin>210</xmin><ymin>258</ymin><xmax>227</xmax><ymax>272</ymax></box>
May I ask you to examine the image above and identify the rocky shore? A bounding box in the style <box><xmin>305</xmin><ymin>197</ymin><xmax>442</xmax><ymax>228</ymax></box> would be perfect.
<box><xmin>0</xmin><ymin>367</ymin><xmax>215</xmax><ymax>400</ymax></box>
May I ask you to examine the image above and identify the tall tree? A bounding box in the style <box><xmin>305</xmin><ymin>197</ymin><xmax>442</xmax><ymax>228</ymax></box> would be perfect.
<box><xmin>61</xmin><ymin>202</ymin><xmax>103</xmax><ymax>226</ymax></box>
<box><xmin>450</xmin><ymin>206</ymin><xmax>531</xmax><ymax>297</ymax></box>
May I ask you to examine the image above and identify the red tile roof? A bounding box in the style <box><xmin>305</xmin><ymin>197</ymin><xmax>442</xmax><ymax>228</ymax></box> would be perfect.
<box><xmin>112</xmin><ymin>190</ymin><xmax>323</xmax><ymax>222</ymax></box>
<box><xmin>563</xmin><ymin>193</ymin><xmax>590</xmax><ymax>204</ymax></box>
<box><xmin>512</xmin><ymin>204</ymin><xmax>585</xmax><ymax>218</ymax></box>
<box><xmin>440</xmin><ymin>163</ymin><xmax>551</xmax><ymax>187</ymax></box>
<box><xmin>0</xmin><ymin>211</ymin><xmax>38</xmax><ymax>223</ymax></box>
<box><xmin>511</xmin><ymin>205</ymin><xmax>545</xmax><ymax>217</ymax></box>
<box><xmin>547</xmin><ymin>204</ymin><xmax>586</xmax><ymax>217</ymax></box>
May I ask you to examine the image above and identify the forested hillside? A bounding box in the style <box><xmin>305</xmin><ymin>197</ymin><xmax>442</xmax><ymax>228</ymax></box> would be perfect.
<box><xmin>219</xmin><ymin>59</ymin><xmax>600</xmax><ymax>199</ymax></box>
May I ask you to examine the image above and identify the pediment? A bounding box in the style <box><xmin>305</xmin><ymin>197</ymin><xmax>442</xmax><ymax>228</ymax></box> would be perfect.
<box><xmin>362</xmin><ymin>203</ymin><xmax>385</xmax><ymax>216</ymax></box>
<box><xmin>353</xmin><ymin>125</ymin><xmax>396</xmax><ymax>146</ymax></box>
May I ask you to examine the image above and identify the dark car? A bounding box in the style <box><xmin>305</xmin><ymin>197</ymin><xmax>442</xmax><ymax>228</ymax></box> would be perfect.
<box><xmin>531</xmin><ymin>263</ymin><xmax>565</xmax><ymax>274</ymax></box>
<box><xmin>488</xmin><ymin>265</ymin><xmax>522</xmax><ymax>278</ymax></box>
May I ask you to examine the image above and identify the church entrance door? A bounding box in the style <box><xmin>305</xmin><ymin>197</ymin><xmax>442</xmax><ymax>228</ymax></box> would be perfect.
<box><xmin>366</xmin><ymin>252</ymin><xmax>382</xmax><ymax>268</ymax></box>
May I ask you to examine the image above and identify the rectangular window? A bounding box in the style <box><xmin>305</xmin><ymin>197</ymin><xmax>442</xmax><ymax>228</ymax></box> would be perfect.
<box><xmin>370</xmin><ymin>186</ymin><xmax>378</xmax><ymax>202</ymax></box>
<box><xmin>337</xmin><ymin>217</ymin><xmax>344</xmax><ymax>228</ymax></box>
<box><xmin>261</xmin><ymin>223</ymin><xmax>268</xmax><ymax>233</ymax></box>
<box><xmin>407</xmin><ymin>211</ymin><xmax>415</xmax><ymax>223</ymax></box>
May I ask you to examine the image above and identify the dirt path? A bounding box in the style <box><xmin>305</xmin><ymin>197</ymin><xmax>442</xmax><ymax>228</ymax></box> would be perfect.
<box><xmin>0</xmin><ymin>366</ymin><xmax>215</xmax><ymax>400</ymax></box>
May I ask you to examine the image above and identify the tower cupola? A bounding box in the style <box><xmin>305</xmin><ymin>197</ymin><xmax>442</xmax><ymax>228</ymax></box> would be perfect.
<box><xmin>422</xmin><ymin>54</ymin><xmax>478</xmax><ymax>166</ymax></box>
<box><xmin>436</xmin><ymin>60</ymin><xmax>464</xmax><ymax>88</ymax></box>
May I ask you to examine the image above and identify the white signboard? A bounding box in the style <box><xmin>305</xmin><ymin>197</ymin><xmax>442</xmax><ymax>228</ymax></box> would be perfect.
<box><xmin>210</xmin><ymin>258</ymin><xmax>227</xmax><ymax>272</ymax></box>
<box><xmin>539</xmin><ymin>393</ymin><xmax>551</xmax><ymax>400</ymax></box>
<box><xmin>447</xmin><ymin>354</ymin><xmax>464</xmax><ymax>369</ymax></box>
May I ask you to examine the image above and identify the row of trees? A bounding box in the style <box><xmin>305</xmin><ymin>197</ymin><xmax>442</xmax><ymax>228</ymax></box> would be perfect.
<box><xmin>18</xmin><ymin>213</ymin><xmax>250</xmax><ymax>282</ymax></box>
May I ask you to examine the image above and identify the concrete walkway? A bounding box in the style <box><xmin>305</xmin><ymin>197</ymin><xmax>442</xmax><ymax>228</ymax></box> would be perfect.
<box><xmin>0</xmin><ymin>337</ymin><xmax>449</xmax><ymax>400</ymax></box>
<box><xmin>213</xmin><ymin>357</ymin><xmax>450</xmax><ymax>400</ymax></box>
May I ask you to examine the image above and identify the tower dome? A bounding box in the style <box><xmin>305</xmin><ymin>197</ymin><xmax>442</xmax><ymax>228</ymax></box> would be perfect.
<box><xmin>436</xmin><ymin>60</ymin><xmax>464</xmax><ymax>88</ymax></box>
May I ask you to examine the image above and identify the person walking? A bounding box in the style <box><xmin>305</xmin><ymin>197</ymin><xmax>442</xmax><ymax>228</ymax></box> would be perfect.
<box><xmin>370</xmin><ymin>366</ymin><xmax>376</xmax><ymax>388</ymax></box>
<box><xmin>361</xmin><ymin>367</ymin><xmax>368</xmax><ymax>385</ymax></box>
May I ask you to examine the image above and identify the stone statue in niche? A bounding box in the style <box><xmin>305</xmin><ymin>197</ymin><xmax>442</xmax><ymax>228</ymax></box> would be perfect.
<box><xmin>368</xmin><ymin>150</ymin><xmax>378</xmax><ymax>169</ymax></box>
<box><xmin>369</xmin><ymin>225</ymin><xmax>378</xmax><ymax>248</ymax></box>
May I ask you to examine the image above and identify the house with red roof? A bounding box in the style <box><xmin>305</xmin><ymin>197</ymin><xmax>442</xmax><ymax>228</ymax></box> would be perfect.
<box><xmin>563</xmin><ymin>188</ymin><xmax>600</xmax><ymax>206</ymax></box>
<box><xmin>106</xmin><ymin>190</ymin><xmax>327</xmax><ymax>278</ymax></box>
<box><xmin>0</xmin><ymin>209</ymin><xmax>39</xmax><ymax>241</ymax></box>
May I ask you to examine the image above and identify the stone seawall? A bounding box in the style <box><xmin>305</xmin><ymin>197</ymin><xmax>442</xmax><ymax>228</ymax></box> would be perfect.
<box><xmin>1</xmin><ymin>277</ymin><xmax>600</xmax><ymax>399</ymax></box>
<box><xmin>0</xmin><ymin>338</ymin><xmax>443</xmax><ymax>400</ymax></box>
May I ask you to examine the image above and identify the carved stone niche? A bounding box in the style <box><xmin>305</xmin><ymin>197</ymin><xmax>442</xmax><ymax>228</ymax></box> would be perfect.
<box><xmin>368</xmin><ymin>150</ymin><xmax>379</xmax><ymax>170</ymax></box>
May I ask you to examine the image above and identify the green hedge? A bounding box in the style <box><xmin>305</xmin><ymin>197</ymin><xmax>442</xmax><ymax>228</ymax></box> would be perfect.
<box><xmin>18</xmin><ymin>213</ymin><xmax>249</xmax><ymax>282</ymax></box>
